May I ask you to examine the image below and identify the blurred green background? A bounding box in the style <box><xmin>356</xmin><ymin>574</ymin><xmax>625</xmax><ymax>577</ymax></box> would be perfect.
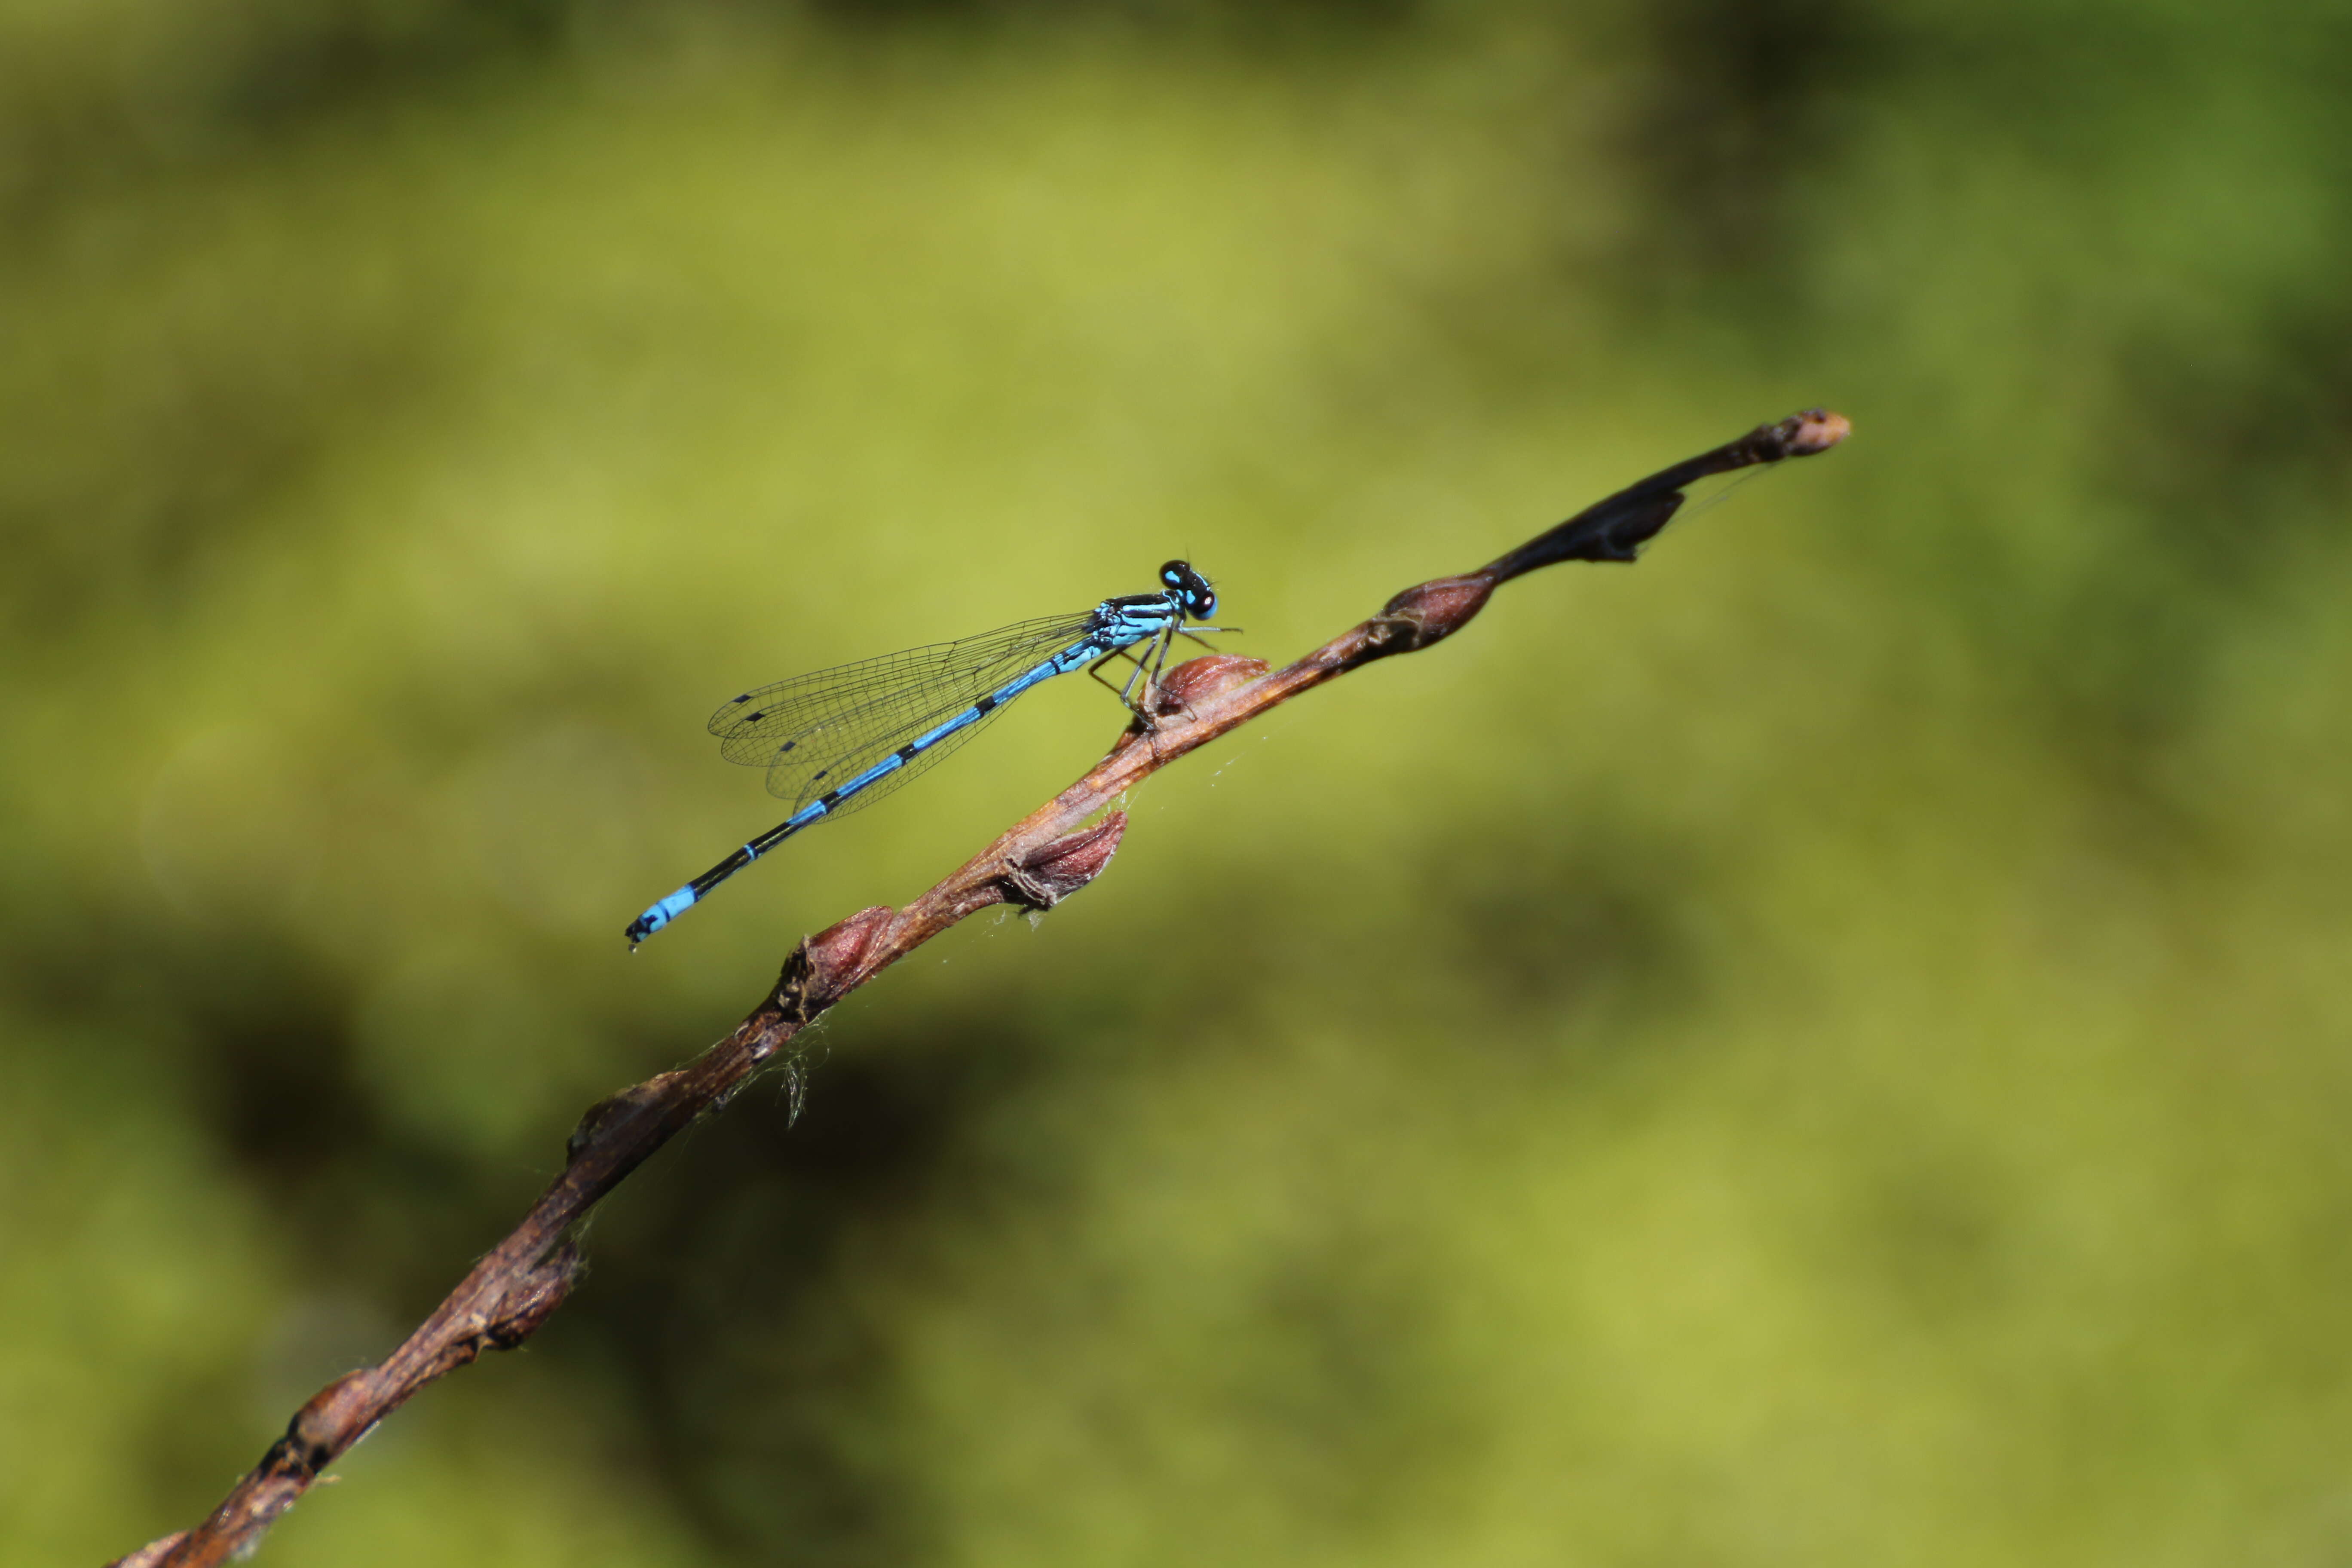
<box><xmin>6</xmin><ymin>0</ymin><xmax>2352</xmax><ymax>1563</ymax></box>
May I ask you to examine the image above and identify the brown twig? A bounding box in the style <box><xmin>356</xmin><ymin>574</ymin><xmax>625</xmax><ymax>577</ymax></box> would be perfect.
<box><xmin>117</xmin><ymin>408</ymin><xmax>1849</xmax><ymax>1568</ymax></box>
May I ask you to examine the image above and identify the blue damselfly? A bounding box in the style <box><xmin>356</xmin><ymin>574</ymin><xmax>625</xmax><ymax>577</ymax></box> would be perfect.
<box><xmin>626</xmin><ymin>560</ymin><xmax>1231</xmax><ymax>946</ymax></box>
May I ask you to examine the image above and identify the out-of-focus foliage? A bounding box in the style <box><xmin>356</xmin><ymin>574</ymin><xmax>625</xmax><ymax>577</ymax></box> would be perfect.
<box><xmin>5</xmin><ymin>0</ymin><xmax>2351</xmax><ymax>1562</ymax></box>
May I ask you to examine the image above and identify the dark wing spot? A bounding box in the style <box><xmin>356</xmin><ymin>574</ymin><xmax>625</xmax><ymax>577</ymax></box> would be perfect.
<box><xmin>812</xmin><ymin>769</ymin><xmax>830</xmax><ymax>782</ymax></box>
<box><xmin>732</xmin><ymin>692</ymin><xmax>751</xmax><ymax>704</ymax></box>
<box><xmin>745</xmin><ymin>710</ymin><xmax>765</xmax><ymax>724</ymax></box>
<box><xmin>778</xmin><ymin>739</ymin><xmax>796</xmax><ymax>753</ymax></box>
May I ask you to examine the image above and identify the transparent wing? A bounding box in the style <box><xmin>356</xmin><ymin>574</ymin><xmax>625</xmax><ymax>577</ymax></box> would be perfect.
<box><xmin>769</xmin><ymin>692</ymin><xmax>1013</xmax><ymax>823</ymax></box>
<box><xmin>707</xmin><ymin>611</ymin><xmax>1108</xmax><ymax>807</ymax></box>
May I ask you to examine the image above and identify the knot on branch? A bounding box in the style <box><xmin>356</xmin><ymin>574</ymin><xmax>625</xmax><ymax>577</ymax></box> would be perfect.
<box><xmin>267</xmin><ymin>1369</ymin><xmax>374</xmax><ymax>1479</ymax></box>
<box><xmin>374</xmin><ymin>1242</ymin><xmax>586</xmax><ymax>1386</ymax></box>
<box><xmin>569</xmin><ymin>1075</ymin><xmax>679</xmax><ymax>1159</ymax></box>
<box><xmin>998</xmin><ymin>813</ymin><xmax>1128</xmax><ymax>910</ymax></box>
<box><xmin>1157</xmin><ymin>654</ymin><xmax>1269</xmax><ymax>709</ymax></box>
<box><xmin>771</xmin><ymin>905</ymin><xmax>897</xmax><ymax>1030</ymax></box>
<box><xmin>1359</xmin><ymin>575</ymin><xmax>1498</xmax><ymax>663</ymax></box>
<box><xmin>1107</xmin><ymin>655</ymin><xmax>1271</xmax><ymax>759</ymax></box>
<box><xmin>477</xmin><ymin>1237</ymin><xmax>582</xmax><ymax>1351</ymax></box>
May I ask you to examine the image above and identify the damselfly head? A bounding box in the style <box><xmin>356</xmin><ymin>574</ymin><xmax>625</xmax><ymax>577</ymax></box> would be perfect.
<box><xmin>1161</xmin><ymin>560</ymin><xmax>1217</xmax><ymax>620</ymax></box>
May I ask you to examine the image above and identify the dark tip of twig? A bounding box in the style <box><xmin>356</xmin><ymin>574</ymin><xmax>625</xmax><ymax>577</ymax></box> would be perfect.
<box><xmin>1477</xmin><ymin>406</ymin><xmax>1853</xmax><ymax>585</ymax></box>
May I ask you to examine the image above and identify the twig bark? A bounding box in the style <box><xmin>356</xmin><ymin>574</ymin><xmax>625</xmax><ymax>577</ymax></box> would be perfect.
<box><xmin>116</xmin><ymin>408</ymin><xmax>1849</xmax><ymax>1568</ymax></box>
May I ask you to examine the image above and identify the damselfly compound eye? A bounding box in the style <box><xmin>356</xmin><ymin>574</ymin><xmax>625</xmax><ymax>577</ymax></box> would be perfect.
<box><xmin>1161</xmin><ymin>560</ymin><xmax>1217</xmax><ymax>619</ymax></box>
